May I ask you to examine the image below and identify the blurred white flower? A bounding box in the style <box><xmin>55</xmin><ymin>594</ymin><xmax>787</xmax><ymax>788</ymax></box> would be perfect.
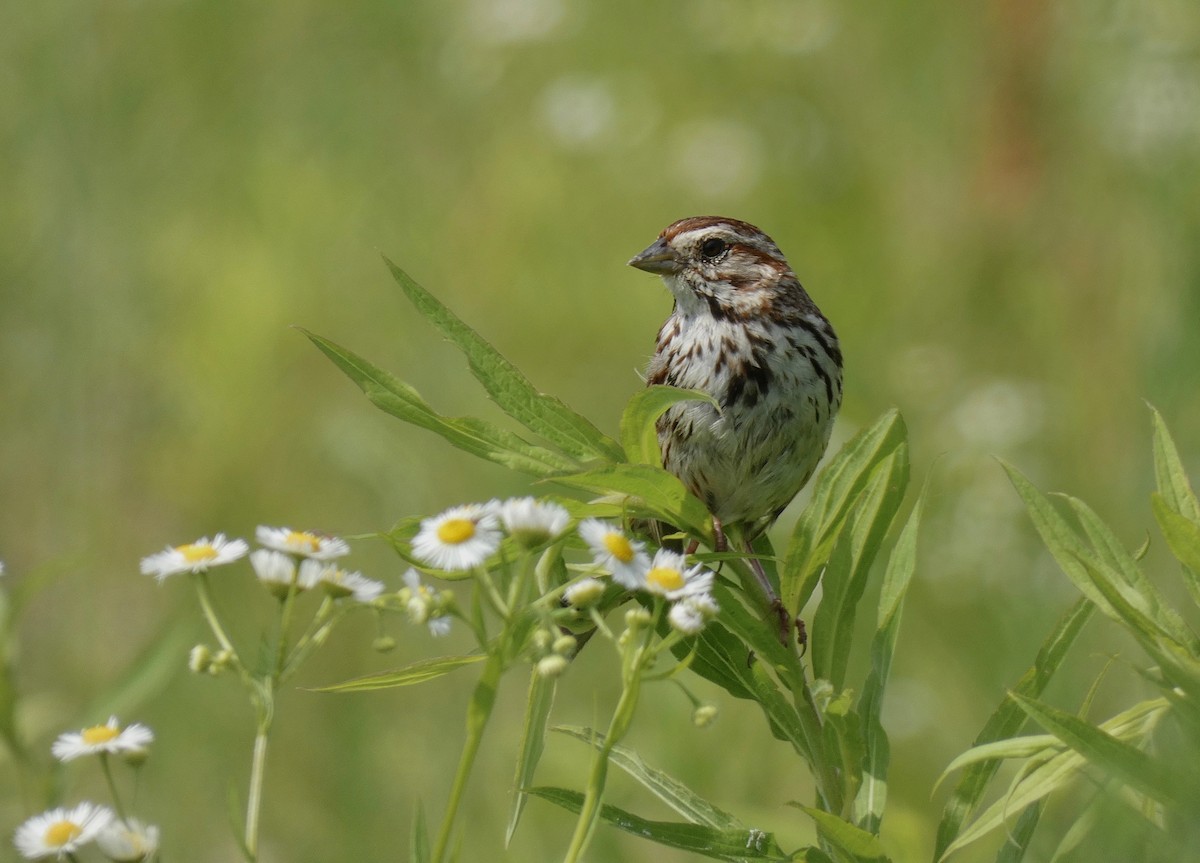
<box><xmin>578</xmin><ymin>519</ymin><xmax>650</xmax><ymax>588</ymax></box>
<box><xmin>494</xmin><ymin>497</ymin><xmax>570</xmax><ymax>546</ymax></box>
<box><xmin>51</xmin><ymin>717</ymin><xmax>154</xmax><ymax>762</ymax></box>
<box><xmin>412</xmin><ymin>505</ymin><xmax>500</xmax><ymax>571</ymax></box>
<box><xmin>96</xmin><ymin>818</ymin><xmax>160</xmax><ymax>862</ymax></box>
<box><xmin>255</xmin><ymin>526</ymin><xmax>350</xmax><ymax>560</ymax></box>
<box><xmin>14</xmin><ymin>802</ymin><xmax>113</xmax><ymax>859</ymax></box>
<box><xmin>140</xmin><ymin>534</ymin><xmax>248</xmax><ymax>581</ymax></box>
<box><xmin>668</xmin><ymin>592</ymin><xmax>720</xmax><ymax>635</ymax></box>
<box><xmin>319</xmin><ymin>566</ymin><xmax>385</xmax><ymax>603</ymax></box>
<box><xmin>640</xmin><ymin>549</ymin><xmax>714</xmax><ymax>601</ymax></box>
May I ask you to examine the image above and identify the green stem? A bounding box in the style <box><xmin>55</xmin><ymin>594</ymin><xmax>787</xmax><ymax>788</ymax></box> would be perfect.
<box><xmin>273</xmin><ymin>569</ymin><xmax>303</xmax><ymax>677</ymax></box>
<box><xmin>98</xmin><ymin>754</ymin><xmax>128</xmax><ymax>822</ymax></box>
<box><xmin>561</xmin><ymin>626</ymin><xmax>650</xmax><ymax>863</ymax></box>
<box><xmin>766</xmin><ymin>644</ymin><xmax>842</xmax><ymax>815</ymax></box>
<box><xmin>193</xmin><ymin>573</ymin><xmax>241</xmax><ymax>664</ymax></box>
<box><xmin>243</xmin><ymin>698</ymin><xmax>273</xmax><ymax>862</ymax></box>
<box><xmin>280</xmin><ymin>597</ymin><xmax>338</xmax><ymax>684</ymax></box>
<box><xmin>431</xmin><ymin>651</ymin><xmax>504</xmax><ymax>863</ymax></box>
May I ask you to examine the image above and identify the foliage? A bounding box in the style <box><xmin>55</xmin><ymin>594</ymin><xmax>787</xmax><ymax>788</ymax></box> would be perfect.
<box><xmin>936</xmin><ymin>407</ymin><xmax>1200</xmax><ymax>860</ymax></box>
<box><xmin>301</xmin><ymin>261</ymin><xmax>925</xmax><ymax>863</ymax></box>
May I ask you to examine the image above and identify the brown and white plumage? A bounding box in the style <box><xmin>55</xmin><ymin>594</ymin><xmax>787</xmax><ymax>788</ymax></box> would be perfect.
<box><xmin>629</xmin><ymin>216</ymin><xmax>843</xmax><ymax>539</ymax></box>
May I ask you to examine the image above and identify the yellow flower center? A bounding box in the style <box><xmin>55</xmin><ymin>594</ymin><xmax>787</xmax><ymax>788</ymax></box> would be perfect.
<box><xmin>602</xmin><ymin>532</ymin><xmax>635</xmax><ymax>564</ymax></box>
<box><xmin>176</xmin><ymin>543</ymin><xmax>217</xmax><ymax>563</ymax></box>
<box><xmin>82</xmin><ymin>724</ymin><xmax>121</xmax><ymax>745</ymax></box>
<box><xmin>44</xmin><ymin>820</ymin><xmax>82</xmax><ymax>848</ymax></box>
<box><xmin>647</xmin><ymin>566</ymin><xmax>685</xmax><ymax>592</ymax></box>
<box><xmin>437</xmin><ymin>518</ymin><xmax>476</xmax><ymax>545</ymax></box>
<box><xmin>287</xmin><ymin>531</ymin><xmax>321</xmax><ymax>552</ymax></box>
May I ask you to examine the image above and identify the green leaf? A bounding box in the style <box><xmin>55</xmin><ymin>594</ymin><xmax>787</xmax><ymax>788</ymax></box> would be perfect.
<box><xmin>933</xmin><ymin>597</ymin><xmax>1093</xmax><ymax>861</ymax></box>
<box><xmin>620</xmin><ymin>385</ymin><xmax>719</xmax><ymax>467</ymax></box>
<box><xmin>1009</xmin><ymin>693</ymin><xmax>1188</xmax><ymax>809</ymax></box>
<box><xmin>784</xmin><ymin>409</ymin><xmax>908</xmax><ymax>614</ymax></box>
<box><xmin>552</xmin><ymin>725</ymin><xmax>744</xmax><ymax>830</ymax></box>
<box><xmin>1065</xmin><ymin>496</ymin><xmax>1194</xmax><ymax>649</ymax></box>
<box><xmin>854</xmin><ymin>482</ymin><xmax>926</xmax><ymax>833</ymax></box>
<box><xmin>553</xmin><ymin>463</ymin><xmax>712</xmax><ymax>538</ymax></box>
<box><xmin>1151</xmin><ymin>493</ymin><xmax>1200</xmax><ymax>607</ymax></box>
<box><xmin>811</xmin><ymin>445</ymin><xmax>909</xmax><ymax>691</ymax></box>
<box><xmin>303</xmin><ymin>330</ymin><xmax>579</xmax><ymax>476</ymax></box>
<box><xmin>939</xmin><ymin>698</ymin><xmax>1169</xmax><ymax>860</ymax></box>
<box><xmin>1002</xmin><ymin>462</ymin><xmax>1194</xmax><ymax>650</ymax></box>
<box><xmin>789</xmin><ymin>805</ymin><xmax>889</xmax><ymax>862</ymax></box>
<box><xmin>385</xmin><ymin>258</ymin><xmax>623</xmax><ymax>462</ymax></box>
<box><xmin>527</xmin><ymin>786</ymin><xmax>787</xmax><ymax>860</ymax></box>
<box><xmin>410</xmin><ymin>800</ymin><xmax>431</xmax><ymax>863</ymax></box>
<box><xmin>992</xmin><ymin>801</ymin><xmax>1043</xmax><ymax>863</ymax></box>
<box><xmin>507</xmin><ymin>670</ymin><xmax>557</xmax><ymax>845</ymax></box>
<box><xmin>313</xmin><ymin>654</ymin><xmax>486</xmax><ymax>692</ymax></box>
<box><xmin>1151</xmin><ymin>405</ymin><xmax>1200</xmax><ymax>523</ymax></box>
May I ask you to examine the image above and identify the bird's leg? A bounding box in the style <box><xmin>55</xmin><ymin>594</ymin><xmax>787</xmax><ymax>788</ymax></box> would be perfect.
<box><xmin>711</xmin><ymin>517</ymin><xmax>728</xmax><ymax>552</ymax></box>
<box><xmin>744</xmin><ymin>551</ymin><xmax>793</xmax><ymax>646</ymax></box>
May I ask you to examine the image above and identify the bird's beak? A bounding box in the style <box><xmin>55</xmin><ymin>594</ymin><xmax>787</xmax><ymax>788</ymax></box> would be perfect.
<box><xmin>628</xmin><ymin>237</ymin><xmax>680</xmax><ymax>275</ymax></box>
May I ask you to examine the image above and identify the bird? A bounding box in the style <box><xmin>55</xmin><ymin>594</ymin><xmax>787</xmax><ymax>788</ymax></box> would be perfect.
<box><xmin>628</xmin><ymin>216</ymin><xmax>843</xmax><ymax>635</ymax></box>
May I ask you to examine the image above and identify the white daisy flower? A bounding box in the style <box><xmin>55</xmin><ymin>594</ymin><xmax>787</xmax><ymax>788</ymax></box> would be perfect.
<box><xmin>14</xmin><ymin>802</ymin><xmax>113</xmax><ymax>859</ymax></box>
<box><xmin>668</xmin><ymin>592</ymin><xmax>720</xmax><ymax>635</ymax></box>
<box><xmin>427</xmin><ymin>615</ymin><xmax>453</xmax><ymax>637</ymax></box>
<box><xmin>140</xmin><ymin>534</ymin><xmax>248</xmax><ymax>581</ymax></box>
<box><xmin>577</xmin><ymin>519</ymin><xmax>650</xmax><ymax>588</ymax></box>
<box><xmin>494</xmin><ymin>497</ymin><xmax>570</xmax><ymax>547</ymax></box>
<box><xmin>249</xmin><ymin>550</ymin><xmax>322</xmax><ymax>597</ymax></box>
<box><xmin>255</xmin><ymin>526</ymin><xmax>350</xmax><ymax>560</ymax></box>
<box><xmin>95</xmin><ymin>818</ymin><xmax>160</xmax><ymax>862</ymax></box>
<box><xmin>51</xmin><ymin>717</ymin><xmax>154</xmax><ymax>762</ymax></box>
<box><xmin>318</xmin><ymin>566</ymin><xmax>385</xmax><ymax>603</ymax></box>
<box><xmin>640</xmin><ymin>549</ymin><xmax>714</xmax><ymax>600</ymax></box>
<box><xmin>411</xmin><ymin>505</ymin><xmax>500</xmax><ymax>571</ymax></box>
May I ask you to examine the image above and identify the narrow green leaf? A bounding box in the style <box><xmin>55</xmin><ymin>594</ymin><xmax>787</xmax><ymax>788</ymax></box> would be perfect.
<box><xmin>552</xmin><ymin>725</ymin><xmax>743</xmax><ymax>830</ymax></box>
<box><xmin>1150</xmin><ymin>405</ymin><xmax>1200</xmax><ymax>523</ymax></box>
<box><xmin>993</xmin><ymin>801</ymin><xmax>1043</xmax><ymax>863</ymax></box>
<box><xmin>1151</xmin><ymin>493</ymin><xmax>1200</xmax><ymax>606</ymax></box>
<box><xmin>527</xmin><ymin>787</ymin><xmax>787</xmax><ymax>860</ymax></box>
<box><xmin>789</xmin><ymin>805</ymin><xmax>889</xmax><ymax>862</ymax></box>
<box><xmin>553</xmin><ymin>463</ymin><xmax>712</xmax><ymax>538</ymax></box>
<box><xmin>304</xmin><ymin>329</ymin><xmax>579</xmax><ymax>476</ymax></box>
<box><xmin>933</xmin><ymin>597</ymin><xmax>1093</xmax><ymax>861</ymax></box>
<box><xmin>1065</xmin><ymin>496</ymin><xmax>1194</xmax><ymax>649</ymax></box>
<box><xmin>1012</xmin><ymin>693</ymin><xmax>1185</xmax><ymax>807</ymax></box>
<box><xmin>679</xmin><ymin>616</ymin><xmax>757</xmax><ymax>701</ymax></box>
<box><xmin>783</xmin><ymin>409</ymin><xmax>908</xmax><ymax>613</ymax></box>
<box><xmin>620</xmin><ymin>385</ymin><xmax>719</xmax><ymax>467</ymax></box>
<box><xmin>507</xmin><ymin>671</ymin><xmax>557</xmax><ymax>845</ymax></box>
<box><xmin>313</xmin><ymin>654</ymin><xmax>486</xmax><ymax>692</ymax></box>
<box><xmin>854</xmin><ymin>484</ymin><xmax>926</xmax><ymax>833</ymax></box>
<box><xmin>410</xmin><ymin>800</ymin><xmax>431</xmax><ymax>863</ymax></box>
<box><xmin>939</xmin><ymin>698</ymin><xmax>1169</xmax><ymax>860</ymax></box>
<box><xmin>1002</xmin><ymin>462</ymin><xmax>1187</xmax><ymax>646</ymax></box>
<box><xmin>811</xmin><ymin>446</ymin><xmax>909</xmax><ymax>691</ymax></box>
<box><xmin>385</xmin><ymin>258</ymin><xmax>623</xmax><ymax>461</ymax></box>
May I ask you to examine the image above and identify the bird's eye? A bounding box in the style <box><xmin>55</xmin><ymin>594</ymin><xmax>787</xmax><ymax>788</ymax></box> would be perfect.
<box><xmin>700</xmin><ymin>237</ymin><xmax>728</xmax><ymax>260</ymax></box>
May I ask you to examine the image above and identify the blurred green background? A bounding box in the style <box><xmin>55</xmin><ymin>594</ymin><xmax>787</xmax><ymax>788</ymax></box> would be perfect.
<box><xmin>3</xmin><ymin>0</ymin><xmax>1199</xmax><ymax>860</ymax></box>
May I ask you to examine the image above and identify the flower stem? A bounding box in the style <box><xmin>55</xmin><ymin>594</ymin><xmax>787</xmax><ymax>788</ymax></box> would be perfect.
<box><xmin>243</xmin><ymin>700</ymin><xmax>273</xmax><ymax>862</ymax></box>
<box><xmin>431</xmin><ymin>650</ymin><xmax>504</xmax><ymax>863</ymax></box>
<box><xmin>98</xmin><ymin>754</ymin><xmax>128</xmax><ymax>822</ymax></box>
<box><xmin>193</xmin><ymin>573</ymin><xmax>241</xmax><ymax>663</ymax></box>
<box><xmin>561</xmin><ymin>626</ymin><xmax>649</xmax><ymax>863</ymax></box>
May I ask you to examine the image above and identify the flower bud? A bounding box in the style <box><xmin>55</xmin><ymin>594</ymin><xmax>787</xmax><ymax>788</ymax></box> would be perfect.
<box><xmin>536</xmin><ymin>655</ymin><xmax>569</xmax><ymax>679</ymax></box>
